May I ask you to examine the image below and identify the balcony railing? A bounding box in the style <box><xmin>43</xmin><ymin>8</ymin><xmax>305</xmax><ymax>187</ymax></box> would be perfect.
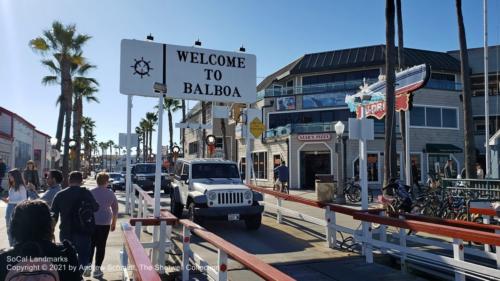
<box><xmin>425</xmin><ymin>80</ymin><xmax>462</xmax><ymax>91</ymax></box>
<box><xmin>257</xmin><ymin>79</ymin><xmax>462</xmax><ymax>101</ymax></box>
<box><xmin>264</xmin><ymin>121</ymin><xmax>387</xmax><ymax>139</ymax></box>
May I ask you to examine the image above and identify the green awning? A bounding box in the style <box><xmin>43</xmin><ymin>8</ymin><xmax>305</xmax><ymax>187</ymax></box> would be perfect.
<box><xmin>425</xmin><ymin>143</ymin><xmax>463</xmax><ymax>153</ymax></box>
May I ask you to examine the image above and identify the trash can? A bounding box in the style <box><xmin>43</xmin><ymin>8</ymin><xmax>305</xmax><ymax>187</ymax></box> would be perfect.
<box><xmin>315</xmin><ymin>174</ymin><xmax>335</xmax><ymax>203</ymax></box>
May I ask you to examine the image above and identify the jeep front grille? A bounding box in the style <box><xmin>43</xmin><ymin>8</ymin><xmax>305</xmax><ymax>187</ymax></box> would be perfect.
<box><xmin>211</xmin><ymin>191</ymin><xmax>249</xmax><ymax>207</ymax></box>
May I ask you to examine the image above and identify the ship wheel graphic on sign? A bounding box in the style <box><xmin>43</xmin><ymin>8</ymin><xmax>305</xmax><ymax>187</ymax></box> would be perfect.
<box><xmin>131</xmin><ymin>57</ymin><xmax>154</xmax><ymax>78</ymax></box>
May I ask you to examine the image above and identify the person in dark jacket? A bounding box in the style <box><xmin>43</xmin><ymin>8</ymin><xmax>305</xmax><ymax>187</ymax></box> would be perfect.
<box><xmin>51</xmin><ymin>171</ymin><xmax>99</xmax><ymax>275</ymax></box>
<box><xmin>0</xmin><ymin>200</ymin><xmax>81</xmax><ymax>281</ymax></box>
<box><xmin>23</xmin><ymin>160</ymin><xmax>40</xmax><ymax>190</ymax></box>
<box><xmin>0</xmin><ymin>157</ymin><xmax>6</xmax><ymax>190</ymax></box>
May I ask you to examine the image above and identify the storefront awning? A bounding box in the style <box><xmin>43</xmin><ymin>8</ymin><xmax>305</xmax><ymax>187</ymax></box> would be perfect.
<box><xmin>425</xmin><ymin>143</ymin><xmax>463</xmax><ymax>153</ymax></box>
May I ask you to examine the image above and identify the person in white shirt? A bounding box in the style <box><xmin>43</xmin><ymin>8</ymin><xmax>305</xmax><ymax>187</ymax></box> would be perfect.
<box><xmin>1</xmin><ymin>169</ymin><xmax>27</xmax><ymax>246</ymax></box>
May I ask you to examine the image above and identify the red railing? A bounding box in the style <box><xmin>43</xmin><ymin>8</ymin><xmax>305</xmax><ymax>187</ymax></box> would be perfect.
<box><xmin>121</xmin><ymin>222</ymin><xmax>162</xmax><ymax>281</ymax></box>
<box><xmin>180</xmin><ymin>219</ymin><xmax>295</xmax><ymax>281</ymax></box>
<box><xmin>353</xmin><ymin>212</ymin><xmax>500</xmax><ymax>246</ymax></box>
<box><xmin>403</xmin><ymin>213</ymin><xmax>500</xmax><ymax>233</ymax></box>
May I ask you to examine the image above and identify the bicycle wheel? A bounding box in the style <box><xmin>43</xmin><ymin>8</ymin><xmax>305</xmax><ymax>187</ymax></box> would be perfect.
<box><xmin>347</xmin><ymin>185</ymin><xmax>361</xmax><ymax>203</ymax></box>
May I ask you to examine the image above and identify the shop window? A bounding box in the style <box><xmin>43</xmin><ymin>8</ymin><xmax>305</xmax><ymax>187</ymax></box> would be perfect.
<box><xmin>188</xmin><ymin>142</ymin><xmax>198</xmax><ymax>155</ymax></box>
<box><xmin>353</xmin><ymin>153</ymin><xmax>379</xmax><ymax>182</ymax></box>
<box><xmin>426</xmin><ymin>107</ymin><xmax>441</xmax><ymax>127</ymax></box>
<box><xmin>410</xmin><ymin>106</ymin><xmax>458</xmax><ymax>129</ymax></box>
<box><xmin>252</xmin><ymin>152</ymin><xmax>268</xmax><ymax>180</ymax></box>
<box><xmin>428</xmin><ymin>154</ymin><xmax>457</xmax><ymax>178</ymax></box>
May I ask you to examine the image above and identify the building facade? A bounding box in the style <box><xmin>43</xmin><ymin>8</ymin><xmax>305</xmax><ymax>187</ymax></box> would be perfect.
<box><xmin>238</xmin><ymin>45</ymin><xmax>468</xmax><ymax>189</ymax></box>
<box><xmin>0</xmin><ymin>107</ymin><xmax>51</xmax><ymax>187</ymax></box>
<box><xmin>182</xmin><ymin>44</ymin><xmax>500</xmax><ymax>188</ymax></box>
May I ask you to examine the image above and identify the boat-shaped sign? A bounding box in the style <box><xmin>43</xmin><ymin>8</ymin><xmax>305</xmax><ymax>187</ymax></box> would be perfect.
<box><xmin>345</xmin><ymin>64</ymin><xmax>430</xmax><ymax>119</ymax></box>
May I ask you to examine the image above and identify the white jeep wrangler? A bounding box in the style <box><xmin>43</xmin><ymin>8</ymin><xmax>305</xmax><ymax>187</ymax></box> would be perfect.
<box><xmin>170</xmin><ymin>158</ymin><xmax>264</xmax><ymax>230</ymax></box>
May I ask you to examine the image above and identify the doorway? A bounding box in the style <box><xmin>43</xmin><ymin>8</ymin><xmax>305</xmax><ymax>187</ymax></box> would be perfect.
<box><xmin>300</xmin><ymin>151</ymin><xmax>331</xmax><ymax>189</ymax></box>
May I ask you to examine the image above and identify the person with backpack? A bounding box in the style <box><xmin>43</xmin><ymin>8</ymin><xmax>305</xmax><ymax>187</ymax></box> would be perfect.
<box><xmin>0</xmin><ymin>200</ymin><xmax>81</xmax><ymax>280</ymax></box>
<box><xmin>51</xmin><ymin>171</ymin><xmax>99</xmax><ymax>275</ymax></box>
<box><xmin>87</xmin><ymin>172</ymin><xmax>118</xmax><ymax>278</ymax></box>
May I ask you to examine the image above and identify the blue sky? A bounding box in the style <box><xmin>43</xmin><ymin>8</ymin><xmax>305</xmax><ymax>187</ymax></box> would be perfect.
<box><xmin>1</xmin><ymin>0</ymin><xmax>499</xmax><ymax>152</ymax></box>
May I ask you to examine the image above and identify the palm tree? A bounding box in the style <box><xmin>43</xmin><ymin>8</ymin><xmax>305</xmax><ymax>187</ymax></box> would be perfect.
<box><xmin>144</xmin><ymin>112</ymin><xmax>158</xmax><ymax>161</ymax></box>
<box><xmin>72</xmin><ymin>68</ymin><xmax>99</xmax><ymax>171</ymax></box>
<box><xmin>181</xmin><ymin>100</ymin><xmax>186</xmax><ymax>154</ymax></box>
<box><xmin>81</xmin><ymin>116</ymin><xmax>96</xmax><ymax>175</ymax></box>
<box><xmin>135</xmin><ymin>126</ymin><xmax>144</xmax><ymax>162</ymax></box>
<box><xmin>107</xmin><ymin>140</ymin><xmax>115</xmax><ymax>171</ymax></box>
<box><xmin>396</xmin><ymin>0</ymin><xmax>408</xmax><ymax>182</ymax></box>
<box><xmin>158</xmin><ymin>98</ymin><xmax>182</xmax><ymax>151</ymax></box>
<box><xmin>201</xmin><ymin>102</ymin><xmax>207</xmax><ymax>158</ymax></box>
<box><xmin>139</xmin><ymin>120</ymin><xmax>149</xmax><ymax>161</ymax></box>
<box><xmin>455</xmin><ymin>0</ymin><xmax>476</xmax><ymax>178</ymax></box>
<box><xmin>383</xmin><ymin>0</ymin><xmax>398</xmax><ymax>188</ymax></box>
<box><xmin>30</xmin><ymin>21</ymin><xmax>91</xmax><ymax>184</ymax></box>
<box><xmin>98</xmin><ymin>142</ymin><xmax>108</xmax><ymax>170</ymax></box>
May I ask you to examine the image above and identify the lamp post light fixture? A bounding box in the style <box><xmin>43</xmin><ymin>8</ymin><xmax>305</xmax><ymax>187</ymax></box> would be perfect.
<box><xmin>334</xmin><ymin>121</ymin><xmax>346</xmax><ymax>204</ymax></box>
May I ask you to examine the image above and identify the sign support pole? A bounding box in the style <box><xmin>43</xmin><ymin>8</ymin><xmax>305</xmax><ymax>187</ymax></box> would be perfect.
<box><xmin>154</xmin><ymin>95</ymin><xmax>164</xmax><ymax>218</ymax></box>
<box><xmin>125</xmin><ymin>95</ymin><xmax>133</xmax><ymax>214</ymax></box>
<box><xmin>405</xmin><ymin>110</ymin><xmax>411</xmax><ymax>186</ymax></box>
<box><xmin>245</xmin><ymin>104</ymin><xmax>251</xmax><ymax>185</ymax></box>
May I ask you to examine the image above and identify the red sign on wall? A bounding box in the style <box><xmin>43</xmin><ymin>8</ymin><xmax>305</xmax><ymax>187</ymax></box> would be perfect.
<box><xmin>356</xmin><ymin>92</ymin><xmax>411</xmax><ymax>119</ymax></box>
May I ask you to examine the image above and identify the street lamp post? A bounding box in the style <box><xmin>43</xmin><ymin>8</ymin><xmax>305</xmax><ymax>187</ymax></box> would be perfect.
<box><xmin>50</xmin><ymin>137</ymin><xmax>58</xmax><ymax>169</ymax></box>
<box><xmin>334</xmin><ymin>121</ymin><xmax>346</xmax><ymax>204</ymax></box>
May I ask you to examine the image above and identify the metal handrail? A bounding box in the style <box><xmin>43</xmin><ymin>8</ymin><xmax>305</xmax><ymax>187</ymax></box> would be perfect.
<box><xmin>180</xmin><ymin>219</ymin><xmax>295</xmax><ymax>281</ymax></box>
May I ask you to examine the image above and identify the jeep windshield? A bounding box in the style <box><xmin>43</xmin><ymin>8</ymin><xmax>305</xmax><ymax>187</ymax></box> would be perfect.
<box><xmin>134</xmin><ymin>164</ymin><xmax>156</xmax><ymax>174</ymax></box>
<box><xmin>191</xmin><ymin>163</ymin><xmax>240</xmax><ymax>179</ymax></box>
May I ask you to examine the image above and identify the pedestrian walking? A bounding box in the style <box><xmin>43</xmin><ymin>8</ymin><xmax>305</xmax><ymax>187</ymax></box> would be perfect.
<box><xmin>444</xmin><ymin>159</ymin><xmax>454</xmax><ymax>178</ymax></box>
<box><xmin>23</xmin><ymin>160</ymin><xmax>40</xmax><ymax>190</ymax></box>
<box><xmin>40</xmin><ymin>169</ymin><xmax>63</xmax><ymax>207</ymax></box>
<box><xmin>0</xmin><ymin>200</ymin><xmax>81</xmax><ymax>281</ymax></box>
<box><xmin>87</xmin><ymin>172</ymin><xmax>118</xmax><ymax>278</ymax></box>
<box><xmin>273</xmin><ymin>161</ymin><xmax>289</xmax><ymax>192</ymax></box>
<box><xmin>0</xmin><ymin>157</ymin><xmax>6</xmax><ymax>191</ymax></box>
<box><xmin>1</xmin><ymin>169</ymin><xmax>27</xmax><ymax>246</ymax></box>
<box><xmin>51</xmin><ymin>171</ymin><xmax>99</xmax><ymax>274</ymax></box>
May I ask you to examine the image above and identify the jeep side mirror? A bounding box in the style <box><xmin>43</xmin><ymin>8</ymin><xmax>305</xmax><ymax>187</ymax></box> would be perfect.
<box><xmin>180</xmin><ymin>174</ymin><xmax>188</xmax><ymax>182</ymax></box>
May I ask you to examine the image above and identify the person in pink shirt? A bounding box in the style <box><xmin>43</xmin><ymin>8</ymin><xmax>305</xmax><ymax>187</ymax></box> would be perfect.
<box><xmin>87</xmin><ymin>172</ymin><xmax>118</xmax><ymax>278</ymax></box>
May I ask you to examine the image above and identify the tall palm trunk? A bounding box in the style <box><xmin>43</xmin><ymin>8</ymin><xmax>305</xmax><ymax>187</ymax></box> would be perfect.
<box><xmin>143</xmin><ymin>131</ymin><xmax>147</xmax><ymax>162</ymax></box>
<box><xmin>455</xmin><ymin>0</ymin><xmax>476</xmax><ymax>178</ymax></box>
<box><xmin>148</xmin><ymin>130</ymin><xmax>153</xmax><ymax>161</ymax></box>
<box><xmin>383</xmin><ymin>0</ymin><xmax>397</xmax><ymax>188</ymax></box>
<box><xmin>182</xmin><ymin>100</ymin><xmax>186</xmax><ymax>154</ymax></box>
<box><xmin>221</xmin><ymin>118</ymin><xmax>228</xmax><ymax>160</ymax></box>
<box><xmin>72</xmin><ymin>96</ymin><xmax>83</xmax><ymax>171</ymax></box>
<box><xmin>201</xmin><ymin>102</ymin><xmax>207</xmax><ymax>158</ymax></box>
<box><xmin>109</xmin><ymin>146</ymin><xmax>113</xmax><ymax>171</ymax></box>
<box><xmin>396</xmin><ymin>0</ymin><xmax>407</xmax><ymax>181</ymax></box>
<box><xmin>55</xmin><ymin>100</ymin><xmax>65</xmax><ymax>151</ymax></box>
<box><xmin>168</xmin><ymin>109</ymin><xmax>174</xmax><ymax>150</ymax></box>
<box><xmin>61</xmin><ymin>60</ymin><xmax>73</xmax><ymax>186</ymax></box>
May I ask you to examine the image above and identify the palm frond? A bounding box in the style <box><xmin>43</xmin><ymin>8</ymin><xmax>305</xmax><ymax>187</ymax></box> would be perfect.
<box><xmin>41</xmin><ymin>59</ymin><xmax>60</xmax><ymax>73</ymax></box>
<box><xmin>41</xmin><ymin>76</ymin><xmax>59</xmax><ymax>85</ymax></box>
<box><xmin>72</xmin><ymin>34</ymin><xmax>92</xmax><ymax>51</ymax></box>
<box><xmin>29</xmin><ymin>38</ymin><xmax>49</xmax><ymax>52</ymax></box>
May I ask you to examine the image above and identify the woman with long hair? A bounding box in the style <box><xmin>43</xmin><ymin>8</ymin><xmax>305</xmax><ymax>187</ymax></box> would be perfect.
<box><xmin>0</xmin><ymin>200</ymin><xmax>81</xmax><ymax>280</ymax></box>
<box><xmin>23</xmin><ymin>159</ymin><xmax>40</xmax><ymax>189</ymax></box>
<box><xmin>1</xmin><ymin>168</ymin><xmax>27</xmax><ymax>246</ymax></box>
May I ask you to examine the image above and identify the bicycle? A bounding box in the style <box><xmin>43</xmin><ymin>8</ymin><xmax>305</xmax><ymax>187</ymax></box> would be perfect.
<box><xmin>273</xmin><ymin>178</ymin><xmax>289</xmax><ymax>194</ymax></box>
<box><xmin>343</xmin><ymin>177</ymin><xmax>373</xmax><ymax>203</ymax></box>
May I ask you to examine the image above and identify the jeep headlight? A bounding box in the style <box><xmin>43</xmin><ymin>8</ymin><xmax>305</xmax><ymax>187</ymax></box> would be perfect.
<box><xmin>207</xmin><ymin>191</ymin><xmax>217</xmax><ymax>201</ymax></box>
<box><xmin>244</xmin><ymin>190</ymin><xmax>252</xmax><ymax>200</ymax></box>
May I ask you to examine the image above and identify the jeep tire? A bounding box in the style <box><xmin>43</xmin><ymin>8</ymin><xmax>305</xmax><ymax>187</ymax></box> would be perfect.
<box><xmin>244</xmin><ymin>214</ymin><xmax>262</xmax><ymax>230</ymax></box>
<box><xmin>187</xmin><ymin>202</ymin><xmax>203</xmax><ymax>224</ymax></box>
<box><xmin>170</xmin><ymin>192</ymin><xmax>183</xmax><ymax>218</ymax></box>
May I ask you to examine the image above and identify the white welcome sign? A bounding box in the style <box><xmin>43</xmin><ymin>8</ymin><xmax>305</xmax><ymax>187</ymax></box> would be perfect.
<box><xmin>120</xmin><ymin>39</ymin><xmax>257</xmax><ymax>103</ymax></box>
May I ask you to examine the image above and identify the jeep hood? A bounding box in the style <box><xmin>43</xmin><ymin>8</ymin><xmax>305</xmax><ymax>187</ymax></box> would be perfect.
<box><xmin>192</xmin><ymin>182</ymin><xmax>249</xmax><ymax>191</ymax></box>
